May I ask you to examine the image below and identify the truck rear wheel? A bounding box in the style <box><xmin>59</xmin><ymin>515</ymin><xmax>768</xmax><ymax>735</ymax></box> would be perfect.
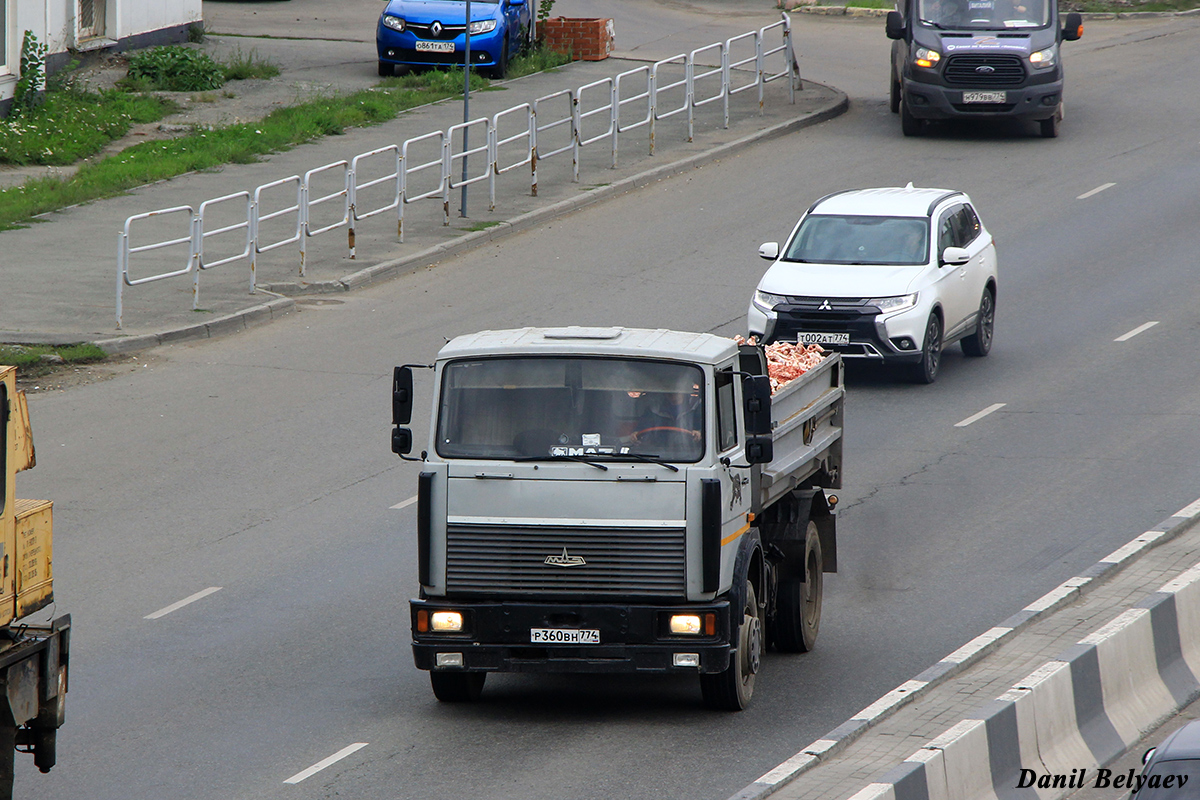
<box><xmin>430</xmin><ymin>671</ymin><xmax>486</xmax><ymax>702</ymax></box>
<box><xmin>773</xmin><ymin>522</ymin><xmax>823</xmax><ymax>653</ymax></box>
<box><xmin>701</xmin><ymin>580</ymin><xmax>762</xmax><ymax>711</ymax></box>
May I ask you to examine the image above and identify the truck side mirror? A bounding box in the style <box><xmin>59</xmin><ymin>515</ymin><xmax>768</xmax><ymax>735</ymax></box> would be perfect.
<box><xmin>745</xmin><ymin>435</ymin><xmax>774</xmax><ymax>465</ymax></box>
<box><xmin>392</xmin><ymin>427</ymin><xmax>413</xmax><ymax>456</ymax></box>
<box><xmin>885</xmin><ymin>11</ymin><xmax>905</xmax><ymax>40</ymax></box>
<box><xmin>1062</xmin><ymin>12</ymin><xmax>1082</xmax><ymax>40</ymax></box>
<box><xmin>393</xmin><ymin>366</ymin><xmax>413</xmax><ymax>425</ymax></box>
<box><xmin>743</xmin><ymin>375</ymin><xmax>773</xmax><ymax>437</ymax></box>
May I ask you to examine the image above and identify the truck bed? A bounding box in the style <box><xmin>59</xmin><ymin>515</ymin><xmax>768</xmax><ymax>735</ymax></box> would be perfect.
<box><xmin>759</xmin><ymin>353</ymin><xmax>844</xmax><ymax>510</ymax></box>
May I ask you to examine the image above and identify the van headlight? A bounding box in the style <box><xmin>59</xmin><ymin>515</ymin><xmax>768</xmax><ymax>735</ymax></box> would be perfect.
<box><xmin>914</xmin><ymin>47</ymin><xmax>941</xmax><ymax>68</ymax></box>
<box><xmin>753</xmin><ymin>290</ymin><xmax>788</xmax><ymax>312</ymax></box>
<box><xmin>1029</xmin><ymin>44</ymin><xmax>1058</xmax><ymax>69</ymax></box>
<box><xmin>868</xmin><ymin>293</ymin><xmax>918</xmax><ymax>314</ymax></box>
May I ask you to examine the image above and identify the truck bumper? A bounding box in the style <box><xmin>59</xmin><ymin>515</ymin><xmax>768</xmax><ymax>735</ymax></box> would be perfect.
<box><xmin>902</xmin><ymin>77</ymin><xmax>1062</xmax><ymax>122</ymax></box>
<box><xmin>411</xmin><ymin>599</ymin><xmax>733</xmax><ymax>674</ymax></box>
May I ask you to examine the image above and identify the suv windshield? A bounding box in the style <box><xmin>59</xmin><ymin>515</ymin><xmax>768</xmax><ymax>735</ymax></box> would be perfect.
<box><xmin>918</xmin><ymin>0</ymin><xmax>1049</xmax><ymax>29</ymax></box>
<box><xmin>436</xmin><ymin>357</ymin><xmax>706</xmax><ymax>463</ymax></box>
<box><xmin>783</xmin><ymin>215</ymin><xmax>930</xmax><ymax>266</ymax></box>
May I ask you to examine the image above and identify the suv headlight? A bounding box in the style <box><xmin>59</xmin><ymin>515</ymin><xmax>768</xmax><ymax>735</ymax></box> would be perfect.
<box><xmin>753</xmin><ymin>290</ymin><xmax>788</xmax><ymax>312</ymax></box>
<box><xmin>382</xmin><ymin>15</ymin><xmax>406</xmax><ymax>32</ymax></box>
<box><xmin>1029</xmin><ymin>44</ymin><xmax>1057</xmax><ymax>69</ymax></box>
<box><xmin>914</xmin><ymin>47</ymin><xmax>941</xmax><ymax>68</ymax></box>
<box><xmin>469</xmin><ymin>19</ymin><xmax>498</xmax><ymax>34</ymax></box>
<box><xmin>868</xmin><ymin>293</ymin><xmax>918</xmax><ymax>314</ymax></box>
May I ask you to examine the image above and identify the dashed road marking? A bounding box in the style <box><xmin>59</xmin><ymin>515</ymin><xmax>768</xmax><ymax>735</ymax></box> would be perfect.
<box><xmin>390</xmin><ymin>496</ymin><xmax>418</xmax><ymax>510</ymax></box>
<box><xmin>145</xmin><ymin>587</ymin><xmax>222</xmax><ymax>620</ymax></box>
<box><xmin>1115</xmin><ymin>321</ymin><xmax>1159</xmax><ymax>342</ymax></box>
<box><xmin>284</xmin><ymin>743</ymin><xmax>369</xmax><ymax>785</ymax></box>
<box><xmin>954</xmin><ymin>403</ymin><xmax>1006</xmax><ymax>428</ymax></box>
<box><xmin>1077</xmin><ymin>182</ymin><xmax>1116</xmax><ymax>200</ymax></box>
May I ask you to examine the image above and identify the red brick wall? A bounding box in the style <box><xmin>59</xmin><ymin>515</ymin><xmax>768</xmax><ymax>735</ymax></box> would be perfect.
<box><xmin>538</xmin><ymin>17</ymin><xmax>615</xmax><ymax>61</ymax></box>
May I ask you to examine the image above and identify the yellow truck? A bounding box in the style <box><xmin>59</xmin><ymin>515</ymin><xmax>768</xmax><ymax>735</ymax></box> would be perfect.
<box><xmin>0</xmin><ymin>365</ymin><xmax>69</xmax><ymax>796</ymax></box>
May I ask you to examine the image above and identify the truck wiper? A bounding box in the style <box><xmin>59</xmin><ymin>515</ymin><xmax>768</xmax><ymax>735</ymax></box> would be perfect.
<box><xmin>595</xmin><ymin>452</ymin><xmax>680</xmax><ymax>472</ymax></box>
<box><xmin>512</xmin><ymin>454</ymin><xmax>608</xmax><ymax>471</ymax></box>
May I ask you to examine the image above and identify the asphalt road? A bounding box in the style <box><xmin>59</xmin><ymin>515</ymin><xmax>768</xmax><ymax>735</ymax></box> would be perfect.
<box><xmin>15</xmin><ymin>3</ymin><xmax>1200</xmax><ymax>800</ymax></box>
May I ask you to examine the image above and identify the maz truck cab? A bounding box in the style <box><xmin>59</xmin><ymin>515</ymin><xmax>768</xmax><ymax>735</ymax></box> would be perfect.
<box><xmin>886</xmin><ymin>0</ymin><xmax>1082</xmax><ymax>137</ymax></box>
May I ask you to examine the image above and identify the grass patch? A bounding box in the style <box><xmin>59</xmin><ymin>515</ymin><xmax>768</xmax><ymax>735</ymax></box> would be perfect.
<box><xmin>507</xmin><ymin>44</ymin><xmax>574</xmax><ymax>79</ymax></box>
<box><xmin>0</xmin><ymin>343</ymin><xmax>108</xmax><ymax>376</ymax></box>
<box><xmin>222</xmin><ymin>48</ymin><xmax>281</xmax><ymax>82</ymax></box>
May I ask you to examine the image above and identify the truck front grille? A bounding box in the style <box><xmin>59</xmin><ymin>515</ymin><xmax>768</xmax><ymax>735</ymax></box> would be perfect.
<box><xmin>446</xmin><ymin>524</ymin><xmax>687</xmax><ymax>597</ymax></box>
<box><xmin>944</xmin><ymin>55</ymin><xmax>1026</xmax><ymax>87</ymax></box>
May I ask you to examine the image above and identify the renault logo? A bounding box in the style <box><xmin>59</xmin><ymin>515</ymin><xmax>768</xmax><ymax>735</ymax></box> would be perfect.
<box><xmin>976</xmin><ymin>65</ymin><xmax>996</xmax><ymax>74</ymax></box>
<box><xmin>431</xmin><ymin>20</ymin><xmax>444</xmax><ymax>36</ymax></box>
<box><xmin>544</xmin><ymin>548</ymin><xmax>586</xmax><ymax>567</ymax></box>
<box><xmin>819</xmin><ymin>299</ymin><xmax>833</xmax><ymax>310</ymax></box>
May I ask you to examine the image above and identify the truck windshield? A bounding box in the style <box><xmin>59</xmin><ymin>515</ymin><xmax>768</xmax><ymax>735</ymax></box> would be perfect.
<box><xmin>436</xmin><ymin>357</ymin><xmax>706</xmax><ymax>463</ymax></box>
<box><xmin>918</xmin><ymin>0</ymin><xmax>1049</xmax><ymax>29</ymax></box>
<box><xmin>783</xmin><ymin>215</ymin><xmax>929</xmax><ymax>266</ymax></box>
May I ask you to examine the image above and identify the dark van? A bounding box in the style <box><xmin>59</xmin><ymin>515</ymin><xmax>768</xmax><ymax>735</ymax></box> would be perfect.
<box><xmin>886</xmin><ymin>0</ymin><xmax>1083</xmax><ymax>137</ymax></box>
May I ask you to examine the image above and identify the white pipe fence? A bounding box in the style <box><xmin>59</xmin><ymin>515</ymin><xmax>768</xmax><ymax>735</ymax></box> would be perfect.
<box><xmin>116</xmin><ymin>15</ymin><xmax>799</xmax><ymax>328</ymax></box>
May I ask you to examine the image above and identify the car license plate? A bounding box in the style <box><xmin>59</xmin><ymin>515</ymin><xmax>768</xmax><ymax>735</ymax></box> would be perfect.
<box><xmin>416</xmin><ymin>41</ymin><xmax>456</xmax><ymax>53</ymax></box>
<box><xmin>962</xmin><ymin>91</ymin><xmax>1006</xmax><ymax>104</ymax></box>
<box><xmin>799</xmin><ymin>332</ymin><xmax>850</xmax><ymax>346</ymax></box>
<box><xmin>530</xmin><ymin>628</ymin><xmax>600</xmax><ymax>644</ymax></box>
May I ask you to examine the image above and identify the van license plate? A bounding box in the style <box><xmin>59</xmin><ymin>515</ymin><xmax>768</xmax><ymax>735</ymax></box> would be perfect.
<box><xmin>416</xmin><ymin>41</ymin><xmax>456</xmax><ymax>53</ymax></box>
<box><xmin>531</xmin><ymin>628</ymin><xmax>600</xmax><ymax>644</ymax></box>
<box><xmin>799</xmin><ymin>332</ymin><xmax>850</xmax><ymax>345</ymax></box>
<box><xmin>962</xmin><ymin>91</ymin><xmax>1006</xmax><ymax>103</ymax></box>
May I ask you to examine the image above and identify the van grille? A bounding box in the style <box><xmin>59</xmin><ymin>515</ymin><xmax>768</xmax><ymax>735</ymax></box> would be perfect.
<box><xmin>445</xmin><ymin>523</ymin><xmax>687</xmax><ymax>597</ymax></box>
<box><xmin>944</xmin><ymin>54</ymin><xmax>1026</xmax><ymax>87</ymax></box>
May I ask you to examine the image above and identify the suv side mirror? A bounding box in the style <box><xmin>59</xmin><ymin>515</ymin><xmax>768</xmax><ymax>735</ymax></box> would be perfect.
<box><xmin>1062</xmin><ymin>12</ymin><xmax>1082</xmax><ymax>40</ymax></box>
<box><xmin>941</xmin><ymin>246</ymin><xmax>970</xmax><ymax>266</ymax></box>
<box><xmin>758</xmin><ymin>242</ymin><xmax>780</xmax><ymax>261</ymax></box>
<box><xmin>886</xmin><ymin>11</ymin><xmax>905</xmax><ymax>39</ymax></box>
<box><xmin>743</xmin><ymin>375</ymin><xmax>773</xmax><ymax>437</ymax></box>
<box><xmin>393</xmin><ymin>365</ymin><xmax>413</xmax><ymax>425</ymax></box>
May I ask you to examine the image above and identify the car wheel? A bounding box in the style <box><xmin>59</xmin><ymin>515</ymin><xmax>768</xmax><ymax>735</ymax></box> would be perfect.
<box><xmin>378</xmin><ymin>61</ymin><xmax>394</xmax><ymax>78</ymax></box>
<box><xmin>430</xmin><ymin>671</ymin><xmax>486</xmax><ymax>702</ymax></box>
<box><xmin>488</xmin><ymin>40</ymin><xmax>509</xmax><ymax>80</ymax></box>
<box><xmin>889</xmin><ymin>74</ymin><xmax>901</xmax><ymax>114</ymax></box>
<box><xmin>700</xmin><ymin>579</ymin><xmax>762</xmax><ymax>711</ymax></box>
<box><xmin>961</xmin><ymin>288</ymin><xmax>995</xmax><ymax>357</ymax></box>
<box><xmin>1039</xmin><ymin>112</ymin><xmax>1060</xmax><ymax>138</ymax></box>
<box><xmin>900</xmin><ymin>98</ymin><xmax>923</xmax><ymax>136</ymax></box>
<box><xmin>773</xmin><ymin>522</ymin><xmax>823</xmax><ymax>653</ymax></box>
<box><xmin>910</xmin><ymin>313</ymin><xmax>942</xmax><ymax>384</ymax></box>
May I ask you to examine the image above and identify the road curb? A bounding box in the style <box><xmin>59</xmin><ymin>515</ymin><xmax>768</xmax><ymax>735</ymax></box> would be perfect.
<box><xmin>88</xmin><ymin>87</ymin><xmax>849</xmax><ymax>354</ymax></box>
<box><xmin>726</xmin><ymin>498</ymin><xmax>1200</xmax><ymax>800</ymax></box>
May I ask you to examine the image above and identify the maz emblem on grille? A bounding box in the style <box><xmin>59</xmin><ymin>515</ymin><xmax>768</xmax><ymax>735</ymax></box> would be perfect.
<box><xmin>545</xmin><ymin>548</ymin><xmax>587</xmax><ymax>567</ymax></box>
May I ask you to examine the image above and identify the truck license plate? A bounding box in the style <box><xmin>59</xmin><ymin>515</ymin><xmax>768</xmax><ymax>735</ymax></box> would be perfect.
<box><xmin>962</xmin><ymin>91</ymin><xmax>1006</xmax><ymax>104</ymax></box>
<box><xmin>530</xmin><ymin>628</ymin><xmax>600</xmax><ymax>644</ymax></box>
<box><xmin>799</xmin><ymin>332</ymin><xmax>849</xmax><ymax>346</ymax></box>
<box><xmin>416</xmin><ymin>41</ymin><xmax>456</xmax><ymax>53</ymax></box>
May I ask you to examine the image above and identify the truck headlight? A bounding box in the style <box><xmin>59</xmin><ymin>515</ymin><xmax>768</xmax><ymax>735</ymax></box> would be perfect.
<box><xmin>868</xmin><ymin>293</ymin><xmax>918</xmax><ymax>314</ymax></box>
<box><xmin>431</xmin><ymin>611</ymin><xmax>464</xmax><ymax>632</ymax></box>
<box><xmin>753</xmin><ymin>290</ymin><xmax>788</xmax><ymax>312</ymax></box>
<box><xmin>914</xmin><ymin>47</ymin><xmax>941</xmax><ymax>68</ymax></box>
<box><xmin>670</xmin><ymin>615</ymin><xmax>702</xmax><ymax>634</ymax></box>
<box><xmin>469</xmin><ymin>19</ymin><xmax>497</xmax><ymax>34</ymax></box>
<box><xmin>382</xmin><ymin>15</ymin><xmax>406</xmax><ymax>32</ymax></box>
<box><xmin>1029</xmin><ymin>44</ymin><xmax>1057</xmax><ymax>69</ymax></box>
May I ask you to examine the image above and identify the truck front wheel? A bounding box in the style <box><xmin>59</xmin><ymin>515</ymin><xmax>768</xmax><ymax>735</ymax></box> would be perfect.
<box><xmin>430</xmin><ymin>671</ymin><xmax>486</xmax><ymax>702</ymax></box>
<box><xmin>773</xmin><ymin>522</ymin><xmax>823</xmax><ymax>653</ymax></box>
<box><xmin>701</xmin><ymin>580</ymin><xmax>762</xmax><ymax>711</ymax></box>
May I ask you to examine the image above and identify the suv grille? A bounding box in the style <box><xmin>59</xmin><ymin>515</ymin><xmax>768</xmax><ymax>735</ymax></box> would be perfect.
<box><xmin>944</xmin><ymin>54</ymin><xmax>1026</xmax><ymax>87</ymax></box>
<box><xmin>446</xmin><ymin>523</ymin><xmax>687</xmax><ymax>597</ymax></box>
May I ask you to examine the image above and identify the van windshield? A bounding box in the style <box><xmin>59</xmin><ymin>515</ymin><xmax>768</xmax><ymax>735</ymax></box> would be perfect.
<box><xmin>918</xmin><ymin>0</ymin><xmax>1049</xmax><ymax>29</ymax></box>
<box><xmin>782</xmin><ymin>215</ymin><xmax>929</xmax><ymax>266</ymax></box>
<box><xmin>436</xmin><ymin>357</ymin><xmax>706</xmax><ymax>463</ymax></box>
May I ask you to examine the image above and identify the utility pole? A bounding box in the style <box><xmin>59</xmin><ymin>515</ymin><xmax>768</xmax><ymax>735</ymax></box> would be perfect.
<box><xmin>460</xmin><ymin>0</ymin><xmax>472</xmax><ymax>217</ymax></box>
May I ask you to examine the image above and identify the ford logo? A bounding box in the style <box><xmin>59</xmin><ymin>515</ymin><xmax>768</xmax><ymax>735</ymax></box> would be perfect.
<box><xmin>976</xmin><ymin>65</ymin><xmax>996</xmax><ymax>74</ymax></box>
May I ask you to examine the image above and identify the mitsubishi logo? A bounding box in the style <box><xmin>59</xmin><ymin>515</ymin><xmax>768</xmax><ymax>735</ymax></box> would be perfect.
<box><xmin>819</xmin><ymin>299</ymin><xmax>833</xmax><ymax>310</ymax></box>
<box><xmin>431</xmin><ymin>20</ymin><xmax>444</xmax><ymax>36</ymax></box>
<box><xmin>544</xmin><ymin>548</ymin><xmax>587</xmax><ymax>567</ymax></box>
<box><xmin>976</xmin><ymin>65</ymin><xmax>996</xmax><ymax>74</ymax></box>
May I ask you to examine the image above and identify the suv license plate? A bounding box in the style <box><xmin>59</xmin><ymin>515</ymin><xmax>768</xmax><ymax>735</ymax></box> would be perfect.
<box><xmin>799</xmin><ymin>332</ymin><xmax>850</xmax><ymax>346</ymax></box>
<box><xmin>416</xmin><ymin>41</ymin><xmax>456</xmax><ymax>53</ymax></box>
<box><xmin>962</xmin><ymin>91</ymin><xmax>1006</xmax><ymax>104</ymax></box>
<box><xmin>531</xmin><ymin>628</ymin><xmax>600</xmax><ymax>644</ymax></box>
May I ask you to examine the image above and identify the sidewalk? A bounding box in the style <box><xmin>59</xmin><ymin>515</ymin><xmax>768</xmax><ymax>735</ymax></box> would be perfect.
<box><xmin>0</xmin><ymin>1</ymin><xmax>846</xmax><ymax>353</ymax></box>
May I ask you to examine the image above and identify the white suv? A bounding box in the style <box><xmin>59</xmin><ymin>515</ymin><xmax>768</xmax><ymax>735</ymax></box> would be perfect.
<box><xmin>747</xmin><ymin>185</ymin><xmax>998</xmax><ymax>383</ymax></box>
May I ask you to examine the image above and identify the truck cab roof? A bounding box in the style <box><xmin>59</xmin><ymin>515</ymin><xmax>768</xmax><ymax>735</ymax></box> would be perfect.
<box><xmin>438</xmin><ymin>327</ymin><xmax>739</xmax><ymax>365</ymax></box>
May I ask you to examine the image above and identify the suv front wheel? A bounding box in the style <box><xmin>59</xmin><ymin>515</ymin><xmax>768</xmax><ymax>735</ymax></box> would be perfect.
<box><xmin>910</xmin><ymin>313</ymin><xmax>943</xmax><ymax>384</ymax></box>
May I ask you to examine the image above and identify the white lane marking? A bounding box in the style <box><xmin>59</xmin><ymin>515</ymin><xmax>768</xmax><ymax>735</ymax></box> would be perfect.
<box><xmin>1115</xmin><ymin>321</ymin><xmax>1159</xmax><ymax>342</ymax></box>
<box><xmin>390</xmin><ymin>496</ymin><xmax>418</xmax><ymax>510</ymax></box>
<box><xmin>1077</xmin><ymin>182</ymin><xmax>1116</xmax><ymax>200</ymax></box>
<box><xmin>145</xmin><ymin>587</ymin><xmax>222</xmax><ymax>620</ymax></box>
<box><xmin>284</xmin><ymin>743</ymin><xmax>369</xmax><ymax>785</ymax></box>
<box><xmin>954</xmin><ymin>403</ymin><xmax>1006</xmax><ymax>428</ymax></box>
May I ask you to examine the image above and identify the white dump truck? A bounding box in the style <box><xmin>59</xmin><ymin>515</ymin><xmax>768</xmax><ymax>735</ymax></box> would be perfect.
<box><xmin>390</xmin><ymin>327</ymin><xmax>843</xmax><ymax>709</ymax></box>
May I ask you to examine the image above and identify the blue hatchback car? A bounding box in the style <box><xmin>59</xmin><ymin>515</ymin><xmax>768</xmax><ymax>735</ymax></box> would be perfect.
<box><xmin>377</xmin><ymin>0</ymin><xmax>532</xmax><ymax>79</ymax></box>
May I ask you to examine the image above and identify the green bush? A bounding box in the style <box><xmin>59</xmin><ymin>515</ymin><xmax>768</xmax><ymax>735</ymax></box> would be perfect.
<box><xmin>125</xmin><ymin>46</ymin><xmax>226</xmax><ymax>92</ymax></box>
